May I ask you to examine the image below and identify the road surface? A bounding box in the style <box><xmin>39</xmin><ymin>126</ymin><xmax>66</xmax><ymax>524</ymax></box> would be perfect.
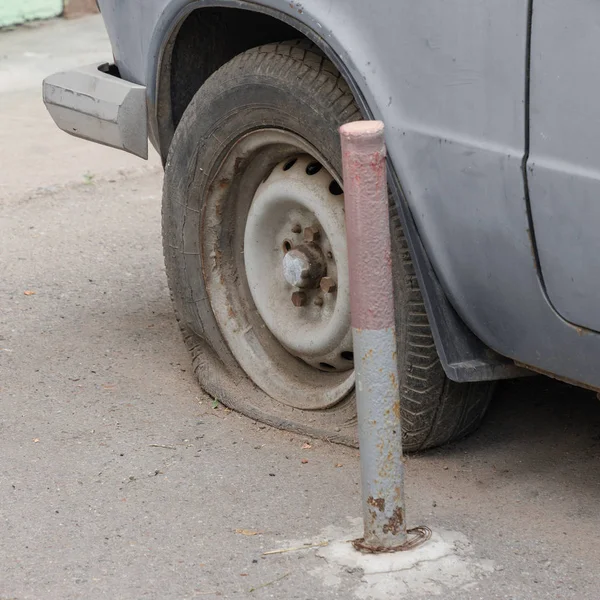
<box><xmin>1</xmin><ymin>15</ymin><xmax>600</xmax><ymax>600</ymax></box>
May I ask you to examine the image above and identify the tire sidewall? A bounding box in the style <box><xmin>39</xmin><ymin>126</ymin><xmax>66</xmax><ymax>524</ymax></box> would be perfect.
<box><xmin>162</xmin><ymin>47</ymin><xmax>360</xmax><ymax>442</ymax></box>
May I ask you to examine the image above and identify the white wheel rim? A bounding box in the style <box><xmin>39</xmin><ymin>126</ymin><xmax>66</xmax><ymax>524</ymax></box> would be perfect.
<box><xmin>244</xmin><ymin>155</ymin><xmax>353</xmax><ymax>371</ymax></box>
<box><xmin>202</xmin><ymin>129</ymin><xmax>354</xmax><ymax>410</ymax></box>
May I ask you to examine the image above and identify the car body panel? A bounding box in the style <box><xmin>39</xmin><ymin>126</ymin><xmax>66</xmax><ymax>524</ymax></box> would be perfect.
<box><xmin>93</xmin><ymin>0</ymin><xmax>600</xmax><ymax>390</ymax></box>
<box><xmin>528</xmin><ymin>0</ymin><xmax>600</xmax><ymax>332</ymax></box>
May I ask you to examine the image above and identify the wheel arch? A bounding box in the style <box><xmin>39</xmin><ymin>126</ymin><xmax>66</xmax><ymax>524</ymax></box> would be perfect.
<box><xmin>147</xmin><ymin>1</ymin><xmax>526</xmax><ymax>383</ymax></box>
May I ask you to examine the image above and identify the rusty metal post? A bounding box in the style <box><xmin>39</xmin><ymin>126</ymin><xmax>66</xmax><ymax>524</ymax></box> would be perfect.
<box><xmin>340</xmin><ymin>121</ymin><xmax>407</xmax><ymax>551</ymax></box>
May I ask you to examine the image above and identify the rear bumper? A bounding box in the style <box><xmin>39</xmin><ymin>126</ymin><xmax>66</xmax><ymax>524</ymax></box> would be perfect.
<box><xmin>42</xmin><ymin>63</ymin><xmax>148</xmax><ymax>159</ymax></box>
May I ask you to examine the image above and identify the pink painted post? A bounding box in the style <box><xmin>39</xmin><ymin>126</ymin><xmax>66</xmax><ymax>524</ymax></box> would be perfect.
<box><xmin>340</xmin><ymin>121</ymin><xmax>407</xmax><ymax>551</ymax></box>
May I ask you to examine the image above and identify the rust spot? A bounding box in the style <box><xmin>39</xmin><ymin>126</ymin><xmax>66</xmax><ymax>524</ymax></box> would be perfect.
<box><xmin>219</xmin><ymin>178</ymin><xmax>230</xmax><ymax>189</ymax></box>
<box><xmin>514</xmin><ymin>360</ymin><xmax>600</xmax><ymax>392</ymax></box>
<box><xmin>392</xmin><ymin>400</ymin><xmax>400</xmax><ymax>419</ymax></box>
<box><xmin>525</xmin><ymin>228</ymin><xmax>537</xmax><ymax>262</ymax></box>
<box><xmin>389</xmin><ymin>372</ymin><xmax>398</xmax><ymax>389</ymax></box>
<box><xmin>377</xmin><ymin>451</ymin><xmax>395</xmax><ymax>477</ymax></box>
<box><xmin>394</xmin><ymin>486</ymin><xmax>403</xmax><ymax>502</ymax></box>
<box><xmin>234</xmin><ymin>157</ymin><xmax>245</xmax><ymax>172</ymax></box>
<box><xmin>227</xmin><ymin>306</ymin><xmax>236</xmax><ymax>320</ymax></box>
<box><xmin>382</xmin><ymin>507</ymin><xmax>404</xmax><ymax>535</ymax></box>
<box><xmin>367</xmin><ymin>496</ymin><xmax>385</xmax><ymax>512</ymax></box>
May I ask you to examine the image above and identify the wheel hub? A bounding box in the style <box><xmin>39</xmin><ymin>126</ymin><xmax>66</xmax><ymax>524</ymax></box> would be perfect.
<box><xmin>282</xmin><ymin>243</ymin><xmax>325</xmax><ymax>289</ymax></box>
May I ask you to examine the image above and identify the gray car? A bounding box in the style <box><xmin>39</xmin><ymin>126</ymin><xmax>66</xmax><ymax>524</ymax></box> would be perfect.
<box><xmin>43</xmin><ymin>0</ymin><xmax>596</xmax><ymax>451</ymax></box>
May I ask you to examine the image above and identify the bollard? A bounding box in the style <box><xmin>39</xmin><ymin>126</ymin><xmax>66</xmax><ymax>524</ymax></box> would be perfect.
<box><xmin>340</xmin><ymin>120</ymin><xmax>407</xmax><ymax>551</ymax></box>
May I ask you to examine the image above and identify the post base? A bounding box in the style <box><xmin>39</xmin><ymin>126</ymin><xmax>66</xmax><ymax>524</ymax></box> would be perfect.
<box><xmin>351</xmin><ymin>526</ymin><xmax>432</xmax><ymax>554</ymax></box>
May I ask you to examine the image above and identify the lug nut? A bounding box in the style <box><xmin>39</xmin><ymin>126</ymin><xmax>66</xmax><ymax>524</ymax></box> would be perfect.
<box><xmin>291</xmin><ymin>291</ymin><xmax>307</xmax><ymax>307</ymax></box>
<box><xmin>320</xmin><ymin>277</ymin><xmax>337</xmax><ymax>293</ymax></box>
<box><xmin>291</xmin><ymin>224</ymin><xmax>302</xmax><ymax>234</ymax></box>
<box><xmin>304</xmin><ymin>226</ymin><xmax>320</xmax><ymax>243</ymax></box>
<box><xmin>314</xmin><ymin>297</ymin><xmax>324</xmax><ymax>307</ymax></box>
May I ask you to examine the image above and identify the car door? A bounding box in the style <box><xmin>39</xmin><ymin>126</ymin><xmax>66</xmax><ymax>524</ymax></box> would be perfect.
<box><xmin>528</xmin><ymin>0</ymin><xmax>600</xmax><ymax>331</ymax></box>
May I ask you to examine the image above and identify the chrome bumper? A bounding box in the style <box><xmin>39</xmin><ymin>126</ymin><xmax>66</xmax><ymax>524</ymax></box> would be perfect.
<box><xmin>43</xmin><ymin>63</ymin><xmax>148</xmax><ymax>159</ymax></box>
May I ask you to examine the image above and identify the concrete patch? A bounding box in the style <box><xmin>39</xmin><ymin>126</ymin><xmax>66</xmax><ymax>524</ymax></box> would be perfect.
<box><xmin>311</xmin><ymin>518</ymin><xmax>494</xmax><ymax>599</ymax></box>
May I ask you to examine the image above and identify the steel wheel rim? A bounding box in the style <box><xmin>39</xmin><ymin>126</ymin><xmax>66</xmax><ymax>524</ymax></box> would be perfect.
<box><xmin>244</xmin><ymin>154</ymin><xmax>354</xmax><ymax>371</ymax></box>
<box><xmin>202</xmin><ymin>129</ymin><xmax>354</xmax><ymax>410</ymax></box>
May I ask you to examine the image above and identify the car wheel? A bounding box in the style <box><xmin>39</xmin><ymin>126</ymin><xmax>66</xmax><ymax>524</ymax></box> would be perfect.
<box><xmin>162</xmin><ymin>40</ymin><xmax>494</xmax><ymax>450</ymax></box>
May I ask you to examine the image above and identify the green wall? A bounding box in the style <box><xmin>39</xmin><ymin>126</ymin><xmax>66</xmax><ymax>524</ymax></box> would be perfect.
<box><xmin>0</xmin><ymin>0</ymin><xmax>63</xmax><ymax>27</ymax></box>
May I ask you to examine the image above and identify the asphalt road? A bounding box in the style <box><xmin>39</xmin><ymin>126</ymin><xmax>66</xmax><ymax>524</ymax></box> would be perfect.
<box><xmin>1</xmin><ymin>16</ymin><xmax>600</xmax><ymax>600</ymax></box>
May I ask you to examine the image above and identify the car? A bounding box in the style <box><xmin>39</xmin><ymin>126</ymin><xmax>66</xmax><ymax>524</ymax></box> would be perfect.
<box><xmin>43</xmin><ymin>0</ymin><xmax>597</xmax><ymax>452</ymax></box>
